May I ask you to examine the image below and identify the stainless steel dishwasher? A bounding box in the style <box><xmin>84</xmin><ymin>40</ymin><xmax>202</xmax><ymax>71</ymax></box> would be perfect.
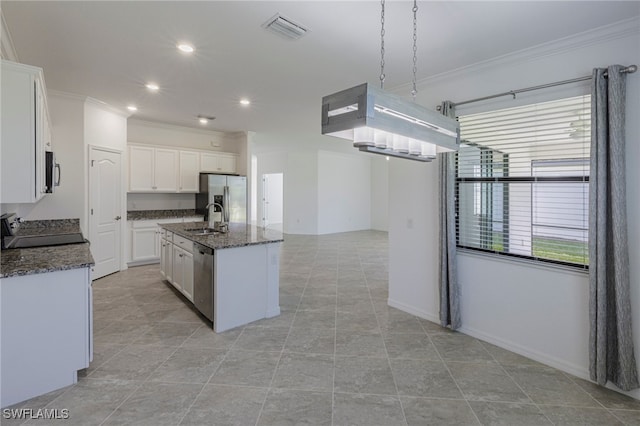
<box><xmin>193</xmin><ymin>243</ymin><xmax>214</xmax><ymax>323</ymax></box>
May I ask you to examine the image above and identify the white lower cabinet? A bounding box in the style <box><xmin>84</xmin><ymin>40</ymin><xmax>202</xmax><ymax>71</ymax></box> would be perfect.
<box><xmin>160</xmin><ymin>231</ymin><xmax>173</xmax><ymax>282</ymax></box>
<box><xmin>131</xmin><ymin>226</ymin><xmax>159</xmax><ymax>261</ymax></box>
<box><xmin>0</xmin><ymin>267</ymin><xmax>92</xmax><ymax>407</ymax></box>
<box><xmin>169</xmin><ymin>241</ymin><xmax>194</xmax><ymax>302</ymax></box>
<box><xmin>127</xmin><ymin>217</ymin><xmax>202</xmax><ymax>266</ymax></box>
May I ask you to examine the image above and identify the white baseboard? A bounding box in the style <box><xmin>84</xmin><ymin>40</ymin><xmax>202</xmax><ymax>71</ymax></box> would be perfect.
<box><xmin>384</xmin><ymin>298</ymin><xmax>639</xmax><ymax>401</ymax></box>
<box><xmin>387</xmin><ymin>298</ymin><xmax>440</xmax><ymax>324</ymax></box>
<box><xmin>458</xmin><ymin>324</ymin><xmax>591</xmax><ymax>380</ymax></box>
<box><xmin>127</xmin><ymin>258</ymin><xmax>160</xmax><ymax>267</ymax></box>
<box><xmin>266</xmin><ymin>307</ymin><xmax>281</xmax><ymax>318</ymax></box>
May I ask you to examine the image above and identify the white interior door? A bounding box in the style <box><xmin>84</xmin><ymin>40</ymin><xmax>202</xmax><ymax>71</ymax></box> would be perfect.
<box><xmin>90</xmin><ymin>147</ymin><xmax>122</xmax><ymax>279</ymax></box>
<box><xmin>262</xmin><ymin>173</ymin><xmax>283</xmax><ymax>231</ymax></box>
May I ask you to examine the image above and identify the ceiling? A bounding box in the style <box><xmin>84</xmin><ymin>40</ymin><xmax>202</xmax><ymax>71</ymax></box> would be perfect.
<box><xmin>3</xmin><ymin>1</ymin><xmax>639</xmax><ymax>135</ymax></box>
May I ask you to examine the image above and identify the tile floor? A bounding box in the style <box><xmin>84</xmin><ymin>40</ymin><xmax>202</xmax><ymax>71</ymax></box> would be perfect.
<box><xmin>5</xmin><ymin>230</ymin><xmax>640</xmax><ymax>425</ymax></box>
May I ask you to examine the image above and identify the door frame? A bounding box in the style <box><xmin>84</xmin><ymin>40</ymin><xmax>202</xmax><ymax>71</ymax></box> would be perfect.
<box><xmin>88</xmin><ymin>145</ymin><xmax>126</xmax><ymax>277</ymax></box>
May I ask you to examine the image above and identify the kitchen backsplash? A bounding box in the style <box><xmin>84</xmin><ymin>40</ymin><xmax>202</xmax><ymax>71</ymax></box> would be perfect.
<box><xmin>127</xmin><ymin>193</ymin><xmax>195</xmax><ymax>211</ymax></box>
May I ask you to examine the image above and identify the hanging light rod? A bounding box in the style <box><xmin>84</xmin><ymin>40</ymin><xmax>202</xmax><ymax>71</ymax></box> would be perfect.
<box><xmin>449</xmin><ymin>64</ymin><xmax>637</xmax><ymax>108</ymax></box>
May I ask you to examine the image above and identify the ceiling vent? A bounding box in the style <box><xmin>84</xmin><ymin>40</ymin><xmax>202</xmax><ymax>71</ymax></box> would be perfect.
<box><xmin>262</xmin><ymin>13</ymin><xmax>309</xmax><ymax>40</ymax></box>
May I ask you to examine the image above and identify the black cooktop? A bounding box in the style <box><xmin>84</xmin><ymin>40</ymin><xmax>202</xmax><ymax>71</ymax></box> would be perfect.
<box><xmin>3</xmin><ymin>233</ymin><xmax>86</xmax><ymax>249</ymax></box>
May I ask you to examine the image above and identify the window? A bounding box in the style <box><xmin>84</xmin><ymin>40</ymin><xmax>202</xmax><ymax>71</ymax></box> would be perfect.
<box><xmin>456</xmin><ymin>95</ymin><xmax>590</xmax><ymax>268</ymax></box>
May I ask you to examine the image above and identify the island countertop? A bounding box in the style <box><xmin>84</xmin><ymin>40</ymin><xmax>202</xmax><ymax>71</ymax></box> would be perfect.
<box><xmin>159</xmin><ymin>222</ymin><xmax>284</xmax><ymax>250</ymax></box>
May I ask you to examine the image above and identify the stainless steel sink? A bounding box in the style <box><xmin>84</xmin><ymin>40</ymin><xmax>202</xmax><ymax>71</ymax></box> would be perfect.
<box><xmin>184</xmin><ymin>228</ymin><xmax>219</xmax><ymax>236</ymax></box>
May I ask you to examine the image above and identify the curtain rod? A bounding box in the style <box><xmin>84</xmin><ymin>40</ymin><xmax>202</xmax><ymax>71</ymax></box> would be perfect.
<box><xmin>449</xmin><ymin>64</ymin><xmax>637</xmax><ymax>108</ymax></box>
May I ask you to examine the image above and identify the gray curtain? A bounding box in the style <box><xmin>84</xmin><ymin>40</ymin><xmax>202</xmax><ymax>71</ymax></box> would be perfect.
<box><xmin>438</xmin><ymin>101</ymin><xmax>461</xmax><ymax>330</ymax></box>
<box><xmin>589</xmin><ymin>65</ymin><xmax>639</xmax><ymax>391</ymax></box>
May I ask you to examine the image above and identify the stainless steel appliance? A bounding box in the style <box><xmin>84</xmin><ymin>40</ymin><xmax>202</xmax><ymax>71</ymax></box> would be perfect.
<box><xmin>45</xmin><ymin>151</ymin><xmax>61</xmax><ymax>193</ymax></box>
<box><xmin>193</xmin><ymin>242</ymin><xmax>214</xmax><ymax>323</ymax></box>
<box><xmin>196</xmin><ymin>173</ymin><xmax>247</xmax><ymax>224</ymax></box>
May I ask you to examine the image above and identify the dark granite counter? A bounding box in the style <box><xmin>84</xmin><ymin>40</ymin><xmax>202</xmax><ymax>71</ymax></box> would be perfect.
<box><xmin>16</xmin><ymin>218</ymin><xmax>81</xmax><ymax>237</ymax></box>
<box><xmin>1</xmin><ymin>219</ymin><xmax>94</xmax><ymax>278</ymax></box>
<box><xmin>1</xmin><ymin>243</ymin><xmax>94</xmax><ymax>278</ymax></box>
<box><xmin>160</xmin><ymin>222</ymin><xmax>284</xmax><ymax>250</ymax></box>
<box><xmin>127</xmin><ymin>209</ymin><xmax>202</xmax><ymax>220</ymax></box>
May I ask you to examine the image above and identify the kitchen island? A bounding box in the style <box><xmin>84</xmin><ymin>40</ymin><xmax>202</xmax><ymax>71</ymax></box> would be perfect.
<box><xmin>158</xmin><ymin>222</ymin><xmax>283</xmax><ymax>332</ymax></box>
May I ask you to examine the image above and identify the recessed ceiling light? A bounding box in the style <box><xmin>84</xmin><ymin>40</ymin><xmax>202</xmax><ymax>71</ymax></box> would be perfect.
<box><xmin>177</xmin><ymin>43</ymin><xmax>194</xmax><ymax>53</ymax></box>
<box><xmin>198</xmin><ymin>115</ymin><xmax>215</xmax><ymax>125</ymax></box>
<box><xmin>240</xmin><ymin>98</ymin><xmax>251</xmax><ymax>106</ymax></box>
<box><xmin>127</xmin><ymin>105</ymin><xmax>138</xmax><ymax>112</ymax></box>
<box><xmin>145</xmin><ymin>83</ymin><xmax>159</xmax><ymax>91</ymax></box>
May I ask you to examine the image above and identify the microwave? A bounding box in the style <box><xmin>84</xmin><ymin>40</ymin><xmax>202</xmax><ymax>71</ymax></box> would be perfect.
<box><xmin>45</xmin><ymin>151</ymin><xmax>61</xmax><ymax>193</ymax></box>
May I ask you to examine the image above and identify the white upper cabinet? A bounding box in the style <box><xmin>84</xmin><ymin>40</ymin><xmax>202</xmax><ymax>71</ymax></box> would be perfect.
<box><xmin>154</xmin><ymin>149</ymin><xmax>178</xmax><ymax>191</ymax></box>
<box><xmin>1</xmin><ymin>60</ymin><xmax>51</xmax><ymax>203</ymax></box>
<box><xmin>179</xmin><ymin>151</ymin><xmax>200</xmax><ymax>192</ymax></box>
<box><xmin>128</xmin><ymin>145</ymin><xmax>178</xmax><ymax>192</ymax></box>
<box><xmin>218</xmin><ymin>153</ymin><xmax>237</xmax><ymax>174</ymax></box>
<box><xmin>200</xmin><ymin>152</ymin><xmax>237</xmax><ymax>174</ymax></box>
<box><xmin>128</xmin><ymin>144</ymin><xmax>238</xmax><ymax>193</ymax></box>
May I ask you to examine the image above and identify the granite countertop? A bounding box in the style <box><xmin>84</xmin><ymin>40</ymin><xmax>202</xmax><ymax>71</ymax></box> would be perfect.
<box><xmin>160</xmin><ymin>222</ymin><xmax>284</xmax><ymax>250</ymax></box>
<box><xmin>15</xmin><ymin>218</ymin><xmax>82</xmax><ymax>237</ymax></box>
<box><xmin>0</xmin><ymin>218</ymin><xmax>94</xmax><ymax>279</ymax></box>
<box><xmin>127</xmin><ymin>209</ymin><xmax>202</xmax><ymax>220</ymax></box>
<box><xmin>1</xmin><ymin>243</ymin><xmax>94</xmax><ymax>278</ymax></box>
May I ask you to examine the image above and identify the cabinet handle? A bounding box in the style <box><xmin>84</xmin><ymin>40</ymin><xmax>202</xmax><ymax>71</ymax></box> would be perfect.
<box><xmin>179</xmin><ymin>253</ymin><xmax>184</xmax><ymax>257</ymax></box>
<box><xmin>152</xmin><ymin>186</ymin><xmax>157</xmax><ymax>190</ymax></box>
<box><xmin>114</xmin><ymin>216</ymin><xmax>122</xmax><ymax>221</ymax></box>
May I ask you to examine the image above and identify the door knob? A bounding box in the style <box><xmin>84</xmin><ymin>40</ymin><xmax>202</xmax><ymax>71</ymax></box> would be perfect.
<box><xmin>114</xmin><ymin>216</ymin><xmax>122</xmax><ymax>221</ymax></box>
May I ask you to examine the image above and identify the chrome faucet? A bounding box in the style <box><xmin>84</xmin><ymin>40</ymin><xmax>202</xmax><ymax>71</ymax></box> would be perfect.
<box><xmin>205</xmin><ymin>202</ymin><xmax>227</xmax><ymax>231</ymax></box>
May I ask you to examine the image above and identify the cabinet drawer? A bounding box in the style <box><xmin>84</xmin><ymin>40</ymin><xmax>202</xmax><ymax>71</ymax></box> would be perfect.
<box><xmin>173</xmin><ymin>234</ymin><xmax>193</xmax><ymax>253</ymax></box>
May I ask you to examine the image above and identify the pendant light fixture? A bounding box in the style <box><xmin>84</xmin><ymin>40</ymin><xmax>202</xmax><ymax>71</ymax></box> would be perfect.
<box><xmin>321</xmin><ymin>0</ymin><xmax>459</xmax><ymax>161</ymax></box>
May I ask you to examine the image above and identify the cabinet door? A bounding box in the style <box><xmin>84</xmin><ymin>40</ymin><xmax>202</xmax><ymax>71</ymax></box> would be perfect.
<box><xmin>131</xmin><ymin>227</ymin><xmax>158</xmax><ymax>261</ymax></box>
<box><xmin>179</xmin><ymin>151</ymin><xmax>199</xmax><ymax>192</ymax></box>
<box><xmin>171</xmin><ymin>244</ymin><xmax>184</xmax><ymax>291</ymax></box>
<box><xmin>129</xmin><ymin>146</ymin><xmax>155</xmax><ymax>191</ymax></box>
<box><xmin>200</xmin><ymin>153</ymin><xmax>219</xmax><ymax>173</ymax></box>
<box><xmin>161</xmin><ymin>239</ymin><xmax>173</xmax><ymax>282</ymax></box>
<box><xmin>35</xmin><ymin>79</ymin><xmax>46</xmax><ymax>199</ymax></box>
<box><xmin>154</xmin><ymin>148</ymin><xmax>178</xmax><ymax>191</ymax></box>
<box><xmin>182</xmin><ymin>251</ymin><xmax>194</xmax><ymax>302</ymax></box>
<box><xmin>0</xmin><ymin>62</ymin><xmax>43</xmax><ymax>203</ymax></box>
<box><xmin>218</xmin><ymin>154</ymin><xmax>237</xmax><ymax>174</ymax></box>
<box><xmin>159</xmin><ymin>238</ymin><xmax>167</xmax><ymax>278</ymax></box>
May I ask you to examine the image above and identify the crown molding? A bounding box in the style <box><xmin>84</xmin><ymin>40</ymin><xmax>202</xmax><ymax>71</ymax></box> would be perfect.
<box><xmin>48</xmin><ymin>90</ymin><xmax>130</xmax><ymax>117</ymax></box>
<box><xmin>84</xmin><ymin>96</ymin><xmax>130</xmax><ymax>118</ymax></box>
<box><xmin>1</xmin><ymin>11</ymin><xmax>18</xmax><ymax>62</ymax></box>
<box><xmin>48</xmin><ymin>89</ymin><xmax>88</xmax><ymax>102</ymax></box>
<box><xmin>393</xmin><ymin>16</ymin><xmax>640</xmax><ymax>94</ymax></box>
<box><xmin>128</xmin><ymin>118</ymin><xmax>230</xmax><ymax>138</ymax></box>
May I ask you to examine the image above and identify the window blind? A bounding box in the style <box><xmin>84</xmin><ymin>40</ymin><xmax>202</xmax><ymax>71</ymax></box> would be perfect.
<box><xmin>455</xmin><ymin>95</ymin><xmax>590</xmax><ymax>268</ymax></box>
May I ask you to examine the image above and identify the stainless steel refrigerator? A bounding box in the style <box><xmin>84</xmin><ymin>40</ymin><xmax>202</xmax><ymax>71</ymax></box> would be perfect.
<box><xmin>196</xmin><ymin>173</ymin><xmax>247</xmax><ymax>223</ymax></box>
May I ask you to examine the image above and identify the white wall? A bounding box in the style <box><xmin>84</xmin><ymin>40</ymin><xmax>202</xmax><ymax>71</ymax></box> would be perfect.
<box><xmin>387</xmin><ymin>18</ymin><xmax>640</xmax><ymax>398</ymax></box>
<box><xmin>286</xmin><ymin>152</ymin><xmax>319</xmax><ymax>235</ymax></box>
<box><xmin>249</xmin><ymin>131</ymin><xmax>378</xmax><ymax>235</ymax></box>
<box><xmin>84</xmin><ymin>99</ymin><xmax>127</xmax><ymax>151</ymax></box>
<box><xmin>318</xmin><ymin>150</ymin><xmax>371</xmax><ymax>234</ymax></box>
<box><xmin>371</xmin><ymin>157</ymin><xmax>389</xmax><ymax>231</ymax></box>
